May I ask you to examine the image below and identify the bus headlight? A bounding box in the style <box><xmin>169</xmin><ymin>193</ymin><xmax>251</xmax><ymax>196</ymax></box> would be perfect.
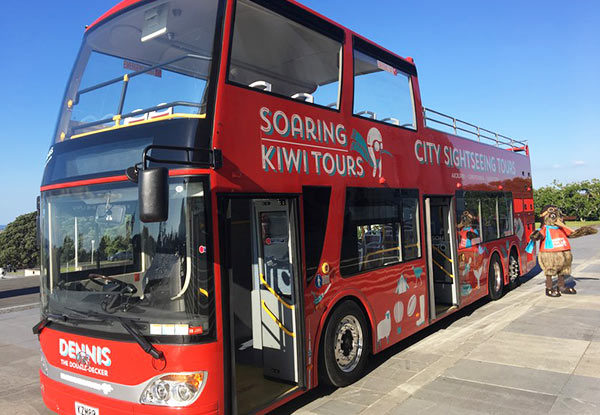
<box><xmin>140</xmin><ymin>372</ymin><xmax>206</xmax><ymax>406</ymax></box>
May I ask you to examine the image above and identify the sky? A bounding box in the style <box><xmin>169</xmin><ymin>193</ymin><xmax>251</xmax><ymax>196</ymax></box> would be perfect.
<box><xmin>0</xmin><ymin>0</ymin><xmax>598</xmax><ymax>225</ymax></box>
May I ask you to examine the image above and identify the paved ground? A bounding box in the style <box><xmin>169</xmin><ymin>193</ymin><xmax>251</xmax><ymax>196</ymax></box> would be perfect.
<box><xmin>1</xmin><ymin>233</ymin><xmax>599</xmax><ymax>414</ymax></box>
<box><xmin>0</xmin><ymin>275</ymin><xmax>39</xmax><ymax>309</ymax></box>
<box><xmin>277</xmin><ymin>233</ymin><xmax>600</xmax><ymax>415</ymax></box>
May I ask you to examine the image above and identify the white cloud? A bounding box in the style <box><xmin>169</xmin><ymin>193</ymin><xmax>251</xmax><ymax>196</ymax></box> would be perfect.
<box><xmin>573</xmin><ymin>160</ymin><xmax>586</xmax><ymax>166</ymax></box>
<box><xmin>552</xmin><ymin>164</ymin><xmax>562</xmax><ymax>169</ymax></box>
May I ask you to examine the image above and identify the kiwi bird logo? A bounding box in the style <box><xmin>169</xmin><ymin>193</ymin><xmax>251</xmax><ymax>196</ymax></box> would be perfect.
<box><xmin>350</xmin><ymin>127</ymin><xmax>391</xmax><ymax>177</ymax></box>
<box><xmin>367</xmin><ymin>127</ymin><xmax>384</xmax><ymax>177</ymax></box>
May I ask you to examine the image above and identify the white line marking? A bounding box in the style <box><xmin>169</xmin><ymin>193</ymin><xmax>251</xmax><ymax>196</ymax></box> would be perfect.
<box><xmin>261</xmin><ymin>137</ymin><xmax>349</xmax><ymax>153</ymax></box>
<box><xmin>0</xmin><ymin>302</ymin><xmax>40</xmax><ymax>312</ymax></box>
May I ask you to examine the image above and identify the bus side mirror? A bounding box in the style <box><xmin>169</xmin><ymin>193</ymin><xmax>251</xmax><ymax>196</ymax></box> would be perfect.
<box><xmin>139</xmin><ymin>167</ymin><xmax>169</xmax><ymax>223</ymax></box>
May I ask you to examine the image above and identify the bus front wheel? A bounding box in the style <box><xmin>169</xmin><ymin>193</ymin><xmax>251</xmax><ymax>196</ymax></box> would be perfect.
<box><xmin>488</xmin><ymin>254</ymin><xmax>504</xmax><ymax>300</ymax></box>
<box><xmin>319</xmin><ymin>300</ymin><xmax>370</xmax><ymax>387</ymax></box>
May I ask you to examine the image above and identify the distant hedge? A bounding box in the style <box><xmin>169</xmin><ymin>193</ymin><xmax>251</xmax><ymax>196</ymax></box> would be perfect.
<box><xmin>534</xmin><ymin>179</ymin><xmax>600</xmax><ymax>221</ymax></box>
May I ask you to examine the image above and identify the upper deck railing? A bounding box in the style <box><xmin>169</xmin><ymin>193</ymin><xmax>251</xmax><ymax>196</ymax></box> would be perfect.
<box><xmin>423</xmin><ymin>107</ymin><xmax>528</xmax><ymax>153</ymax></box>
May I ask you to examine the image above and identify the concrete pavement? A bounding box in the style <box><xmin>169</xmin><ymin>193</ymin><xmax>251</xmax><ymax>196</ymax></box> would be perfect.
<box><xmin>1</xmin><ymin>233</ymin><xmax>599</xmax><ymax>414</ymax></box>
<box><xmin>0</xmin><ymin>275</ymin><xmax>40</xmax><ymax>309</ymax></box>
<box><xmin>276</xmin><ymin>233</ymin><xmax>600</xmax><ymax>414</ymax></box>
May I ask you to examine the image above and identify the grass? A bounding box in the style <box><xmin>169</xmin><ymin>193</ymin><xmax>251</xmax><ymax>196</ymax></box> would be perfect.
<box><xmin>535</xmin><ymin>220</ymin><xmax>600</xmax><ymax>229</ymax></box>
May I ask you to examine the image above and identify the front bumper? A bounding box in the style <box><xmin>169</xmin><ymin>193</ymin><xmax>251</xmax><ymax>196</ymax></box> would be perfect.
<box><xmin>40</xmin><ymin>372</ymin><xmax>219</xmax><ymax>415</ymax></box>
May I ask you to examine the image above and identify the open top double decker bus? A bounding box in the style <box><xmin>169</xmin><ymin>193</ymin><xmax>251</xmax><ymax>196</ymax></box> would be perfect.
<box><xmin>35</xmin><ymin>1</ymin><xmax>535</xmax><ymax>414</ymax></box>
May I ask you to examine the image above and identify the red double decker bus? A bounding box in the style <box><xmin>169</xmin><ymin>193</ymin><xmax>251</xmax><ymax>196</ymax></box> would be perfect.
<box><xmin>35</xmin><ymin>1</ymin><xmax>535</xmax><ymax>414</ymax></box>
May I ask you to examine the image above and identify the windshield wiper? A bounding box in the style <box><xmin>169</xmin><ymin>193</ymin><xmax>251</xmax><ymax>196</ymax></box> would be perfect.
<box><xmin>33</xmin><ymin>307</ymin><xmax>164</xmax><ymax>361</ymax></box>
<box><xmin>115</xmin><ymin>316</ymin><xmax>164</xmax><ymax>360</ymax></box>
<box><xmin>32</xmin><ymin>312</ymin><xmax>106</xmax><ymax>335</ymax></box>
<box><xmin>66</xmin><ymin>308</ymin><xmax>164</xmax><ymax>361</ymax></box>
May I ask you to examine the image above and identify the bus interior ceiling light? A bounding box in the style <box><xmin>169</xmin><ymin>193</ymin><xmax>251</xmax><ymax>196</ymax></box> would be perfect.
<box><xmin>141</xmin><ymin>4</ymin><xmax>169</xmax><ymax>43</ymax></box>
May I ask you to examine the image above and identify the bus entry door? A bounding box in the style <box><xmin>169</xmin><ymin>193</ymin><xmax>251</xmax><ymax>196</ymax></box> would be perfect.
<box><xmin>225</xmin><ymin>197</ymin><xmax>302</xmax><ymax>413</ymax></box>
<box><xmin>251</xmin><ymin>199</ymin><xmax>299</xmax><ymax>383</ymax></box>
<box><xmin>424</xmin><ymin>196</ymin><xmax>460</xmax><ymax>320</ymax></box>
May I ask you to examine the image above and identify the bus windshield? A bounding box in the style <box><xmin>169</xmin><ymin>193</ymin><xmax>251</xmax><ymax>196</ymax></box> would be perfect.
<box><xmin>54</xmin><ymin>0</ymin><xmax>220</xmax><ymax>142</ymax></box>
<box><xmin>39</xmin><ymin>178</ymin><xmax>213</xmax><ymax>339</ymax></box>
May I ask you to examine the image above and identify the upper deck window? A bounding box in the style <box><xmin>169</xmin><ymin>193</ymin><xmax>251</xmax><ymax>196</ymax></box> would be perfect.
<box><xmin>353</xmin><ymin>40</ymin><xmax>416</xmax><ymax>129</ymax></box>
<box><xmin>228</xmin><ymin>0</ymin><xmax>343</xmax><ymax>109</ymax></box>
<box><xmin>54</xmin><ymin>0</ymin><xmax>220</xmax><ymax>142</ymax></box>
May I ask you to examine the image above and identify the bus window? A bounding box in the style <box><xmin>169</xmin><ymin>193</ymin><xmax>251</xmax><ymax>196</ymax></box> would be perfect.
<box><xmin>402</xmin><ymin>197</ymin><xmax>421</xmax><ymax>260</ymax></box>
<box><xmin>55</xmin><ymin>0</ymin><xmax>220</xmax><ymax>141</ymax></box>
<box><xmin>353</xmin><ymin>46</ymin><xmax>416</xmax><ymax>128</ymax></box>
<box><xmin>228</xmin><ymin>0</ymin><xmax>343</xmax><ymax>109</ymax></box>
<box><xmin>499</xmin><ymin>194</ymin><xmax>514</xmax><ymax>236</ymax></box>
<box><xmin>340</xmin><ymin>188</ymin><xmax>419</xmax><ymax>276</ymax></box>
<box><xmin>456</xmin><ymin>192</ymin><xmax>481</xmax><ymax>247</ymax></box>
<box><xmin>481</xmin><ymin>195</ymin><xmax>499</xmax><ymax>241</ymax></box>
<box><xmin>458</xmin><ymin>191</ymin><xmax>514</xmax><ymax>243</ymax></box>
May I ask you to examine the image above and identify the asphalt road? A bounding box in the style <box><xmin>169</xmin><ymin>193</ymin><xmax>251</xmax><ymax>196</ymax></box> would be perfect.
<box><xmin>1</xmin><ymin>232</ymin><xmax>599</xmax><ymax>414</ymax></box>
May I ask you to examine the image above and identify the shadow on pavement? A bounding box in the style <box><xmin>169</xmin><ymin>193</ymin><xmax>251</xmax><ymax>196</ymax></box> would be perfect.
<box><xmin>274</xmin><ymin>295</ymin><xmax>493</xmax><ymax>414</ymax></box>
<box><xmin>275</xmin><ymin>264</ymin><xmax>549</xmax><ymax>414</ymax></box>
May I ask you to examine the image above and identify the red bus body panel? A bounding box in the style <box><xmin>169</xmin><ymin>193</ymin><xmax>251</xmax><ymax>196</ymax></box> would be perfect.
<box><xmin>42</xmin><ymin>0</ymin><xmax>535</xmax><ymax>414</ymax></box>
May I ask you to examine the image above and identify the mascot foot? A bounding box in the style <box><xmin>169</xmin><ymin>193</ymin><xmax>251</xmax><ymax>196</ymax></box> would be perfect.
<box><xmin>546</xmin><ymin>288</ymin><xmax>561</xmax><ymax>297</ymax></box>
<box><xmin>560</xmin><ymin>287</ymin><xmax>577</xmax><ymax>295</ymax></box>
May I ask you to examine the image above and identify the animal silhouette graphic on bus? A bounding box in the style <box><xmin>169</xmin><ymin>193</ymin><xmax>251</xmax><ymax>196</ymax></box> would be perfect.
<box><xmin>350</xmin><ymin>127</ymin><xmax>391</xmax><ymax>178</ymax></box>
<box><xmin>412</xmin><ymin>265</ymin><xmax>424</xmax><ymax>287</ymax></box>
<box><xmin>376</xmin><ymin>310</ymin><xmax>391</xmax><ymax>347</ymax></box>
<box><xmin>473</xmin><ymin>265</ymin><xmax>484</xmax><ymax>289</ymax></box>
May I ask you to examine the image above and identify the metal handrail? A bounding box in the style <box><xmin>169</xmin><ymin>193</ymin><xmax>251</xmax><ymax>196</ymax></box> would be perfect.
<box><xmin>423</xmin><ymin>107</ymin><xmax>528</xmax><ymax>152</ymax></box>
<box><xmin>70</xmin><ymin>101</ymin><xmax>203</xmax><ymax>133</ymax></box>
<box><xmin>432</xmin><ymin>258</ymin><xmax>454</xmax><ymax>279</ymax></box>
<box><xmin>261</xmin><ymin>300</ymin><xmax>294</xmax><ymax>337</ymax></box>
<box><xmin>260</xmin><ymin>274</ymin><xmax>294</xmax><ymax>310</ymax></box>
<box><xmin>432</xmin><ymin>245</ymin><xmax>453</xmax><ymax>264</ymax></box>
<box><xmin>75</xmin><ymin>54</ymin><xmax>211</xmax><ymax>100</ymax></box>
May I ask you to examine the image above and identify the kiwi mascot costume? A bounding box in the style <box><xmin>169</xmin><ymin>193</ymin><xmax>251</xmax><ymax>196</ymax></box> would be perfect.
<box><xmin>527</xmin><ymin>205</ymin><xmax>597</xmax><ymax>297</ymax></box>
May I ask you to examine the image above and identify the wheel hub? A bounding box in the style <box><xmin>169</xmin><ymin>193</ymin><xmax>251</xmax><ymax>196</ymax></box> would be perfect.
<box><xmin>334</xmin><ymin>315</ymin><xmax>363</xmax><ymax>373</ymax></box>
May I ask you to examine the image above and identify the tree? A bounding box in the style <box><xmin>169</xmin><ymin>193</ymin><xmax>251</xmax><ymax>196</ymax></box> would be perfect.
<box><xmin>534</xmin><ymin>180</ymin><xmax>600</xmax><ymax>221</ymax></box>
<box><xmin>0</xmin><ymin>212</ymin><xmax>39</xmax><ymax>269</ymax></box>
<box><xmin>533</xmin><ymin>181</ymin><xmax>561</xmax><ymax>217</ymax></box>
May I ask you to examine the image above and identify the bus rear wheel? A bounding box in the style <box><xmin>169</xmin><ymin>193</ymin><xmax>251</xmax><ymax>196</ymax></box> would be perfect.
<box><xmin>319</xmin><ymin>300</ymin><xmax>370</xmax><ymax>387</ymax></box>
<box><xmin>488</xmin><ymin>254</ymin><xmax>504</xmax><ymax>300</ymax></box>
<box><xmin>508</xmin><ymin>252</ymin><xmax>520</xmax><ymax>290</ymax></box>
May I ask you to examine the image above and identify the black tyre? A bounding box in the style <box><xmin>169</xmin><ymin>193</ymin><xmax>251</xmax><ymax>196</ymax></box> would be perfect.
<box><xmin>488</xmin><ymin>254</ymin><xmax>504</xmax><ymax>300</ymax></box>
<box><xmin>508</xmin><ymin>252</ymin><xmax>520</xmax><ymax>290</ymax></box>
<box><xmin>319</xmin><ymin>300</ymin><xmax>370</xmax><ymax>387</ymax></box>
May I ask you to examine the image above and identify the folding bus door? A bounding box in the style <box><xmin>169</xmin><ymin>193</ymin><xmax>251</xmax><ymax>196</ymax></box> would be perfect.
<box><xmin>424</xmin><ymin>196</ymin><xmax>460</xmax><ymax>320</ymax></box>
<box><xmin>223</xmin><ymin>197</ymin><xmax>303</xmax><ymax>414</ymax></box>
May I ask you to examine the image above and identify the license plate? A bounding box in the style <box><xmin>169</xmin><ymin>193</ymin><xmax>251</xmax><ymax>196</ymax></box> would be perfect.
<box><xmin>75</xmin><ymin>402</ymin><xmax>99</xmax><ymax>415</ymax></box>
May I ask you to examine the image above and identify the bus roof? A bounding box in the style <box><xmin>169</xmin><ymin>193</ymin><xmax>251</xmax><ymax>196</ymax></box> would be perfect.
<box><xmin>87</xmin><ymin>0</ymin><xmax>144</xmax><ymax>31</ymax></box>
<box><xmin>86</xmin><ymin>0</ymin><xmax>416</xmax><ymax>69</ymax></box>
